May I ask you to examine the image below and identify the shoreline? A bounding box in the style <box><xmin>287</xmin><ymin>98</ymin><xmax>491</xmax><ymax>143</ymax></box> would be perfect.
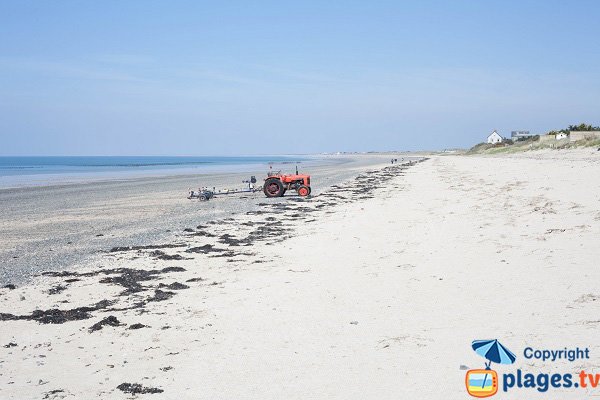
<box><xmin>0</xmin><ymin>155</ymin><xmax>340</xmax><ymax>193</ymax></box>
<box><xmin>0</xmin><ymin>155</ymin><xmax>324</xmax><ymax>191</ymax></box>
<box><xmin>0</xmin><ymin>154</ymin><xmax>411</xmax><ymax>286</ymax></box>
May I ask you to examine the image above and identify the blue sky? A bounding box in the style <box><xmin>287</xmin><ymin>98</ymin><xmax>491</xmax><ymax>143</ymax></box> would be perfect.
<box><xmin>1</xmin><ymin>0</ymin><xmax>599</xmax><ymax>155</ymax></box>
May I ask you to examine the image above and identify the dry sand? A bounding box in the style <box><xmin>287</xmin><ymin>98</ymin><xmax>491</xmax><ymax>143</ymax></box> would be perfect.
<box><xmin>1</xmin><ymin>150</ymin><xmax>599</xmax><ymax>399</ymax></box>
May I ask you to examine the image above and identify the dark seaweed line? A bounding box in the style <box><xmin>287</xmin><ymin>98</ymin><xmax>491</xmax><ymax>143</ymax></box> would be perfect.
<box><xmin>0</xmin><ymin>159</ymin><xmax>427</xmax><ymax>326</ymax></box>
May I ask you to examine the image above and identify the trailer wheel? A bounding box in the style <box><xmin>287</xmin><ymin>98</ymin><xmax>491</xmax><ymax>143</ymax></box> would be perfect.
<box><xmin>264</xmin><ymin>178</ymin><xmax>284</xmax><ymax>197</ymax></box>
<box><xmin>297</xmin><ymin>185</ymin><xmax>310</xmax><ymax>197</ymax></box>
<box><xmin>199</xmin><ymin>195</ymin><xmax>208</xmax><ymax>201</ymax></box>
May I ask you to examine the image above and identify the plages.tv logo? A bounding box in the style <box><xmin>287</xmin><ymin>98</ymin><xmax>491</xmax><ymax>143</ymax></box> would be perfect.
<box><xmin>465</xmin><ymin>339</ymin><xmax>516</xmax><ymax>398</ymax></box>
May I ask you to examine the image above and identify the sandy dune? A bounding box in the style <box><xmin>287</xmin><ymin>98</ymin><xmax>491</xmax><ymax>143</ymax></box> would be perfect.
<box><xmin>1</xmin><ymin>151</ymin><xmax>599</xmax><ymax>399</ymax></box>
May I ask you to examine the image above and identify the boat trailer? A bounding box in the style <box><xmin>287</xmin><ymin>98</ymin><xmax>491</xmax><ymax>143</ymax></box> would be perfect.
<box><xmin>188</xmin><ymin>176</ymin><xmax>260</xmax><ymax>201</ymax></box>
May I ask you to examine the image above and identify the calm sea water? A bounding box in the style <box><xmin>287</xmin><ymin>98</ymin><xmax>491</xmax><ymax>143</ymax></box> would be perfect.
<box><xmin>0</xmin><ymin>156</ymin><xmax>306</xmax><ymax>188</ymax></box>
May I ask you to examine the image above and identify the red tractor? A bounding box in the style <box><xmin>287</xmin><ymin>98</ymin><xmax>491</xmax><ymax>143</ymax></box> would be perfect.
<box><xmin>263</xmin><ymin>166</ymin><xmax>311</xmax><ymax>198</ymax></box>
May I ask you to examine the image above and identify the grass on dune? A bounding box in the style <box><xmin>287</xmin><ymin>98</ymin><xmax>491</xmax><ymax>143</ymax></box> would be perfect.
<box><xmin>467</xmin><ymin>137</ymin><xmax>600</xmax><ymax>155</ymax></box>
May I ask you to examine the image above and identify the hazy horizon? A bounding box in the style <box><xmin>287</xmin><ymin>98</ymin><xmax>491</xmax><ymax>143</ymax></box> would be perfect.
<box><xmin>1</xmin><ymin>1</ymin><xmax>599</xmax><ymax>156</ymax></box>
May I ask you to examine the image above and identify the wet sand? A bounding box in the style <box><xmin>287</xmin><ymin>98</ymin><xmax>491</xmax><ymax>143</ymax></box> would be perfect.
<box><xmin>0</xmin><ymin>155</ymin><xmax>400</xmax><ymax>285</ymax></box>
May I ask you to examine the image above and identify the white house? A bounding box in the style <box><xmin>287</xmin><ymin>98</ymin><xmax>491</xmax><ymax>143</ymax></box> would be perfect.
<box><xmin>556</xmin><ymin>132</ymin><xmax>568</xmax><ymax>140</ymax></box>
<box><xmin>487</xmin><ymin>130</ymin><xmax>503</xmax><ymax>144</ymax></box>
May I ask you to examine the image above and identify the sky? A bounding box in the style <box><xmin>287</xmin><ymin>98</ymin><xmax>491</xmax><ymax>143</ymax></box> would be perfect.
<box><xmin>1</xmin><ymin>0</ymin><xmax>599</xmax><ymax>155</ymax></box>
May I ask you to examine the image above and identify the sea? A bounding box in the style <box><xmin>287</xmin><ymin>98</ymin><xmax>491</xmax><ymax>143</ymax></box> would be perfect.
<box><xmin>0</xmin><ymin>156</ymin><xmax>308</xmax><ymax>189</ymax></box>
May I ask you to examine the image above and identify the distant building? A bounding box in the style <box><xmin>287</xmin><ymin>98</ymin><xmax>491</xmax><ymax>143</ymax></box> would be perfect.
<box><xmin>511</xmin><ymin>130</ymin><xmax>535</xmax><ymax>140</ymax></box>
<box><xmin>555</xmin><ymin>132</ymin><xmax>568</xmax><ymax>140</ymax></box>
<box><xmin>487</xmin><ymin>130</ymin><xmax>503</xmax><ymax>144</ymax></box>
<box><xmin>569</xmin><ymin>131</ymin><xmax>600</xmax><ymax>142</ymax></box>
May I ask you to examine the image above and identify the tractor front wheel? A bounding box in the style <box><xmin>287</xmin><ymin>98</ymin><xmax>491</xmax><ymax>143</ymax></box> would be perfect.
<box><xmin>264</xmin><ymin>178</ymin><xmax>285</xmax><ymax>197</ymax></box>
<box><xmin>297</xmin><ymin>185</ymin><xmax>310</xmax><ymax>197</ymax></box>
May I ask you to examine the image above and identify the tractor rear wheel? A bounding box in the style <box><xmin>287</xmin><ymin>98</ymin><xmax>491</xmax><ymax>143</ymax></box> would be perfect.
<box><xmin>297</xmin><ymin>185</ymin><xmax>310</xmax><ymax>197</ymax></box>
<box><xmin>264</xmin><ymin>178</ymin><xmax>284</xmax><ymax>197</ymax></box>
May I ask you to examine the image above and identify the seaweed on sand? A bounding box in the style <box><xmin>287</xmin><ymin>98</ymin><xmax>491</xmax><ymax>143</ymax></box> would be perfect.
<box><xmin>89</xmin><ymin>315</ymin><xmax>122</xmax><ymax>332</ymax></box>
<box><xmin>0</xmin><ymin>299</ymin><xmax>114</xmax><ymax>324</ymax></box>
<box><xmin>116</xmin><ymin>383</ymin><xmax>164</xmax><ymax>394</ymax></box>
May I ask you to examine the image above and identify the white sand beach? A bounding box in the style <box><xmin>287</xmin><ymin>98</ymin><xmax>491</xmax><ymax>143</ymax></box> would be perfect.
<box><xmin>1</xmin><ymin>150</ymin><xmax>600</xmax><ymax>399</ymax></box>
